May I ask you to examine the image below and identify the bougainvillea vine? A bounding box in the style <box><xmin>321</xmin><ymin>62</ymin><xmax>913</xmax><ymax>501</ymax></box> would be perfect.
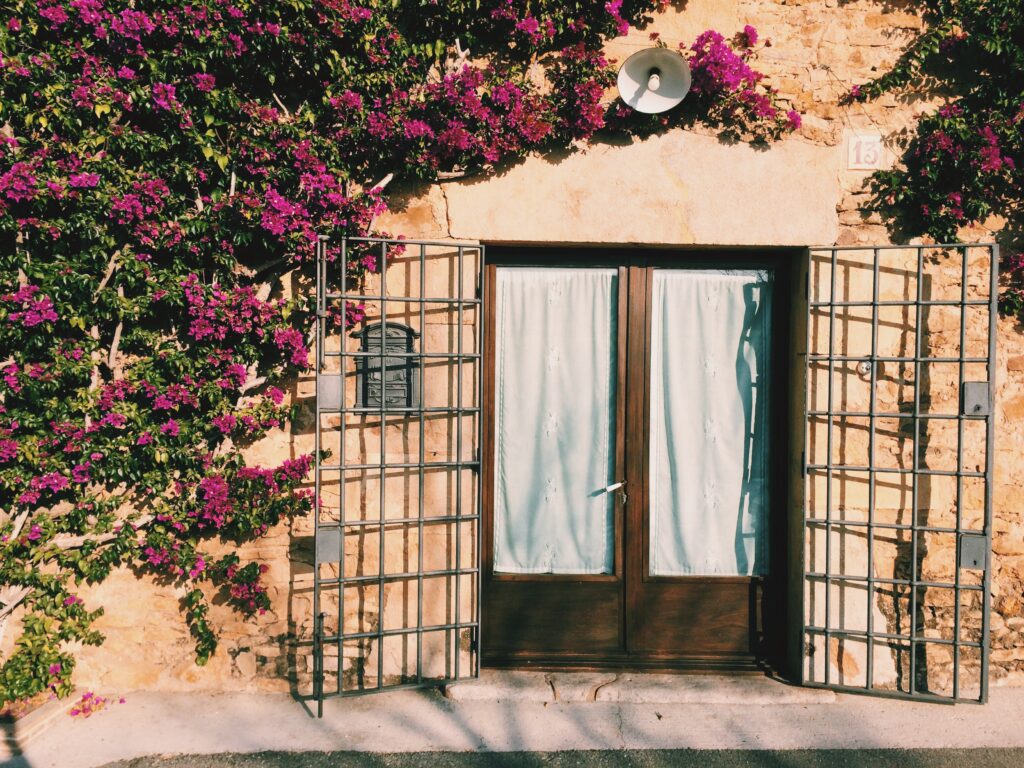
<box><xmin>0</xmin><ymin>0</ymin><xmax>797</xmax><ymax>705</ymax></box>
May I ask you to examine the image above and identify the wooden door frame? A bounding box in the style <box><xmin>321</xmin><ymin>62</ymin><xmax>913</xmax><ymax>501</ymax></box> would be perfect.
<box><xmin>480</xmin><ymin>244</ymin><xmax>800</xmax><ymax>675</ymax></box>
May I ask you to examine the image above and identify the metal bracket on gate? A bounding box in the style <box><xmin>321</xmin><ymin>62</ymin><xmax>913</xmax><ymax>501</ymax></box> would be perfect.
<box><xmin>316</xmin><ymin>527</ymin><xmax>342</xmax><ymax>563</ymax></box>
<box><xmin>961</xmin><ymin>381</ymin><xmax>990</xmax><ymax>417</ymax></box>
<box><xmin>959</xmin><ymin>534</ymin><xmax>988</xmax><ymax>571</ymax></box>
<box><xmin>319</xmin><ymin>375</ymin><xmax>342</xmax><ymax>411</ymax></box>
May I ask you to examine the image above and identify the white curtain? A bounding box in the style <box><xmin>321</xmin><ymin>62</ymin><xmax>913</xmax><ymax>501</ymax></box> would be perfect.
<box><xmin>493</xmin><ymin>267</ymin><xmax>618</xmax><ymax>574</ymax></box>
<box><xmin>649</xmin><ymin>269</ymin><xmax>772</xmax><ymax>576</ymax></box>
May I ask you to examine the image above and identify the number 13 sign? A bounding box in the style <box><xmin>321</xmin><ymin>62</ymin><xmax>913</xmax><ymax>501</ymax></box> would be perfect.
<box><xmin>848</xmin><ymin>133</ymin><xmax>883</xmax><ymax>170</ymax></box>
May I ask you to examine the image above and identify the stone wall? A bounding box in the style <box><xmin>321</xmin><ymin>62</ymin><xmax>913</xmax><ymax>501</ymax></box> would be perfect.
<box><xmin>18</xmin><ymin>0</ymin><xmax>1021</xmax><ymax>696</ymax></box>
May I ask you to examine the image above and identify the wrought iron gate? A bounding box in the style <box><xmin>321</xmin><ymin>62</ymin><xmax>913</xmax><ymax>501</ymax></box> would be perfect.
<box><xmin>313</xmin><ymin>236</ymin><xmax>483</xmax><ymax>714</ymax></box>
<box><xmin>802</xmin><ymin>244</ymin><xmax>998</xmax><ymax>703</ymax></box>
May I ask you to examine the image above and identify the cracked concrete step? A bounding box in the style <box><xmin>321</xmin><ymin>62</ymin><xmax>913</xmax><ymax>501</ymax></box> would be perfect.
<box><xmin>443</xmin><ymin>671</ymin><xmax>836</xmax><ymax>704</ymax></box>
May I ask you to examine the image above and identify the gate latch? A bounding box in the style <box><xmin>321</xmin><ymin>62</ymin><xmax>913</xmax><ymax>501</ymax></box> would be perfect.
<box><xmin>959</xmin><ymin>534</ymin><xmax>987</xmax><ymax>571</ymax></box>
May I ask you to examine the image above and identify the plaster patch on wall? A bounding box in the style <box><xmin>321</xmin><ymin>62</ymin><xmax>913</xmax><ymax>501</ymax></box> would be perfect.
<box><xmin>438</xmin><ymin>130</ymin><xmax>841</xmax><ymax>247</ymax></box>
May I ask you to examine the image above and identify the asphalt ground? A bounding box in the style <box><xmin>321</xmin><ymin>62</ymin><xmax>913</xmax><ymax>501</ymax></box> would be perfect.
<box><xmin>97</xmin><ymin>750</ymin><xmax>1024</xmax><ymax>768</ymax></box>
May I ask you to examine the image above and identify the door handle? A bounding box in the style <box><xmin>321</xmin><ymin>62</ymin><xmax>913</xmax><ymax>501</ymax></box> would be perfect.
<box><xmin>606</xmin><ymin>481</ymin><xmax>627</xmax><ymax>505</ymax></box>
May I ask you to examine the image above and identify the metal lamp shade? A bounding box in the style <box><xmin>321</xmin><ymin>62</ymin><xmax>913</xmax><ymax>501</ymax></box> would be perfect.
<box><xmin>616</xmin><ymin>47</ymin><xmax>692</xmax><ymax>114</ymax></box>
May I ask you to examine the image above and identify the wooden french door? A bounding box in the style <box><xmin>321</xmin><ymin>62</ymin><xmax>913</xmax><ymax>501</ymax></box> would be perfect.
<box><xmin>482</xmin><ymin>249</ymin><xmax>791</xmax><ymax>671</ymax></box>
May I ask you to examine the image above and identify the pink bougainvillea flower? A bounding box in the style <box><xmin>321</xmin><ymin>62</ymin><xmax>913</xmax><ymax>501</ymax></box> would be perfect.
<box><xmin>2</xmin><ymin>285</ymin><xmax>58</xmax><ymax>326</ymax></box>
<box><xmin>0</xmin><ymin>438</ymin><xmax>18</xmax><ymax>462</ymax></box>
<box><xmin>68</xmin><ymin>172</ymin><xmax>100</xmax><ymax>188</ymax></box>
<box><xmin>212</xmin><ymin>413</ymin><xmax>237</xmax><ymax>434</ymax></box>
<box><xmin>191</xmin><ymin>73</ymin><xmax>216</xmax><ymax>92</ymax></box>
<box><xmin>151</xmin><ymin>82</ymin><xmax>179</xmax><ymax>111</ymax></box>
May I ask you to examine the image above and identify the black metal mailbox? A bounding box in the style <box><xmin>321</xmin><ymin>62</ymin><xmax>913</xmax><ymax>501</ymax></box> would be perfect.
<box><xmin>352</xmin><ymin>321</ymin><xmax>420</xmax><ymax>410</ymax></box>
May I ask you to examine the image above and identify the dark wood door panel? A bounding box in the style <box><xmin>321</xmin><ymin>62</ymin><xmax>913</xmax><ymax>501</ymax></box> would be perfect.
<box><xmin>482</xmin><ymin>580</ymin><xmax>623</xmax><ymax>654</ymax></box>
<box><xmin>630</xmin><ymin>580</ymin><xmax>762</xmax><ymax>657</ymax></box>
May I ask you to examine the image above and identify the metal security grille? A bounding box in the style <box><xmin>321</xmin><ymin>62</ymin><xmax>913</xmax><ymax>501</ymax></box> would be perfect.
<box><xmin>313</xmin><ymin>236</ymin><xmax>482</xmax><ymax>714</ymax></box>
<box><xmin>802</xmin><ymin>244</ymin><xmax>998</xmax><ymax>703</ymax></box>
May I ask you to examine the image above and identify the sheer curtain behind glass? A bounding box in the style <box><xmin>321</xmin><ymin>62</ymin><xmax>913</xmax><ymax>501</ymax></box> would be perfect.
<box><xmin>649</xmin><ymin>269</ymin><xmax>773</xmax><ymax>576</ymax></box>
<box><xmin>493</xmin><ymin>267</ymin><xmax>618</xmax><ymax>574</ymax></box>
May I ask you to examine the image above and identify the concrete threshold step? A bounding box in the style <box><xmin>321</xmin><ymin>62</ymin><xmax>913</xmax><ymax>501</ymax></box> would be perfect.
<box><xmin>444</xmin><ymin>670</ymin><xmax>836</xmax><ymax>705</ymax></box>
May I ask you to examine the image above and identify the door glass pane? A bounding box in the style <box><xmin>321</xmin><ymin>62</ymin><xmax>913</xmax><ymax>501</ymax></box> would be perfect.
<box><xmin>649</xmin><ymin>269</ymin><xmax>773</xmax><ymax>576</ymax></box>
<box><xmin>494</xmin><ymin>267</ymin><xmax>618</xmax><ymax>574</ymax></box>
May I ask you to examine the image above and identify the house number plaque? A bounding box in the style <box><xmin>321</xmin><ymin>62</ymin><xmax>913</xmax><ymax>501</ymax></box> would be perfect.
<box><xmin>353</xmin><ymin>321</ymin><xmax>420</xmax><ymax>410</ymax></box>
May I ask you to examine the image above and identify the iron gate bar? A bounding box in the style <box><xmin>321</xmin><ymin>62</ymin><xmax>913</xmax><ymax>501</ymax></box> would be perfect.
<box><xmin>313</xmin><ymin>235</ymin><xmax>483</xmax><ymax>713</ymax></box>
<box><xmin>808</xmin><ymin>300</ymin><xmax>990</xmax><ymax>307</ymax></box>
<box><xmin>319</xmin><ymin>460</ymin><xmax>477</xmax><ymax>471</ymax></box>
<box><xmin>323</xmin><ymin>407</ymin><xmax>482</xmax><ymax>416</ymax></box>
<box><xmin>824</xmin><ymin>245</ymin><xmax>837</xmax><ymax>689</ymax></box>
<box><xmin>323</xmin><ymin>352</ymin><xmax>482</xmax><ymax>359</ymax></box>
<box><xmin>808</xmin><ymin>412</ymin><xmax>967</xmax><ymax>418</ymax></box>
<box><xmin>982</xmin><ymin>244</ymin><xmax>999</xmax><ymax>704</ymax></box>
<box><xmin>804</xmin><ymin>626</ymin><xmax>983</xmax><ymax>647</ymax></box>
<box><xmin>807</xmin><ymin>356</ymin><xmax>989</xmax><ymax>363</ymax></box>
<box><xmin>954</xmin><ymin>246</ymin><xmax>967</xmax><ymax>699</ymax></box>
<box><xmin>804</xmin><ymin>573</ymin><xmax>984</xmax><ymax>590</ymax></box>
<box><xmin>317</xmin><ymin>566</ymin><xmax>482</xmax><ymax>586</ymax></box>
<box><xmin>329</xmin><ymin>514</ymin><xmax>480</xmax><ymax>528</ymax></box>
<box><xmin>803</xmin><ymin>243</ymin><xmax>997</xmax><ymax>704</ymax></box>
<box><xmin>808</xmin><ymin>521</ymin><xmax>979</xmax><ymax>534</ymax></box>
<box><xmin>806</xmin><ymin>466</ymin><xmax>985</xmax><ymax>477</ymax></box>
<box><xmin>866</xmin><ymin>247</ymin><xmax>880</xmax><ymax>691</ymax></box>
<box><xmin>325</xmin><ymin>295</ymin><xmax>481</xmax><ymax>305</ymax></box>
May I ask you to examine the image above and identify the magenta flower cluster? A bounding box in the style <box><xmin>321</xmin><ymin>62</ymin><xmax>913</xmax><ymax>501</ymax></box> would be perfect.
<box><xmin>674</xmin><ymin>27</ymin><xmax>801</xmax><ymax>139</ymax></box>
<box><xmin>2</xmin><ymin>285</ymin><xmax>58</xmax><ymax>327</ymax></box>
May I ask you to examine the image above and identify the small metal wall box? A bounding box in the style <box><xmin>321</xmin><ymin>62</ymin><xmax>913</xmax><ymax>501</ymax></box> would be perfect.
<box><xmin>352</xmin><ymin>321</ymin><xmax>420</xmax><ymax>410</ymax></box>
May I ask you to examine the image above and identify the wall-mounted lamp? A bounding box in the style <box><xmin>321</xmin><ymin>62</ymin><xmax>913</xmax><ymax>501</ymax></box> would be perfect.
<box><xmin>616</xmin><ymin>47</ymin><xmax>692</xmax><ymax>114</ymax></box>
